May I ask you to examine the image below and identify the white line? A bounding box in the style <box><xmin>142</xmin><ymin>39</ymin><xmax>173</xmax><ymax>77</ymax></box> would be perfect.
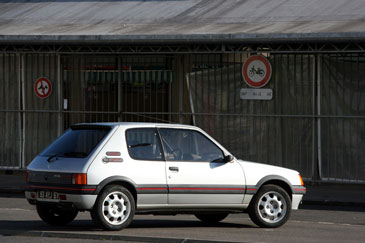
<box><xmin>0</xmin><ymin>208</ymin><xmax>32</xmax><ymax>211</ymax></box>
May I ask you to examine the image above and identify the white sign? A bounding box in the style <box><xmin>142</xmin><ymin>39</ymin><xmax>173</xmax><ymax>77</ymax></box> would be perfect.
<box><xmin>240</xmin><ymin>88</ymin><xmax>273</xmax><ymax>100</ymax></box>
<box><xmin>242</xmin><ymin>55</ymin><xmax>272</xmax><ymax>88</ymax></box>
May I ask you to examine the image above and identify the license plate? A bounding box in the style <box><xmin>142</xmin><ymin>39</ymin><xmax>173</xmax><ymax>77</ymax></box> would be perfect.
<box><xmin>38</xmin><ymin>191</ymin><xmax>59</xmax><ymax>200</ymax></box>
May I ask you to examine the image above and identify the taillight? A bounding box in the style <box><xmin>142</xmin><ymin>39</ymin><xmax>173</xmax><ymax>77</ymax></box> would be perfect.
<box><xmin>298</xmin><ymin>174</ymin><xmax>304</xmax><ymax>186</ymax></box>
<box><xmin>25</xmin><ymin>171</ymin><xmax>29</xmax><ymax>182</ymax></box>
<box><xmin>72</xmin><ymin>173</ymin><xmax>87</xmax><ymax>185</ymax></box>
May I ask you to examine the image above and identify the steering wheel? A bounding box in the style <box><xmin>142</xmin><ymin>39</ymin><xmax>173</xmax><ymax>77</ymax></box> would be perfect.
<box><xmin>172</xmin><ymin>148</ymin><xmax>183</xmax><ymax>160</ymax></box>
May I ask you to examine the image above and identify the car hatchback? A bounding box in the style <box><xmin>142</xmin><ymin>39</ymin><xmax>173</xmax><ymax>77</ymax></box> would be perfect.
<box><xmin>25</xmin><ymin>122</ymin><xmax>305</xmax><ymax>230</ymax></box>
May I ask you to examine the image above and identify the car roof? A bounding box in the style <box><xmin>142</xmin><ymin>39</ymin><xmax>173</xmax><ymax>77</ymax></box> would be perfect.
<box><xmin>73</xmin><ymin>122</ymin><xmax>198</xmax><ymax>130</ymax></box>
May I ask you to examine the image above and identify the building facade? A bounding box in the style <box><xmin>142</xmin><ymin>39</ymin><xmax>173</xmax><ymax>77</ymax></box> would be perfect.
<box><xmin>1</xmin><ymin>0</ymin><xmax>365</xmax><ymax>183</ymax></box>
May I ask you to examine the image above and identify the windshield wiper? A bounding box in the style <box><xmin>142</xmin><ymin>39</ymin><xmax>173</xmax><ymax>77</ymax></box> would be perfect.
<box><xmin>129</xmin><ymin>143</ymin><xmax>152</xmax><ymax>148</ymax></box>
<box><xmin>47</xmin><ymin>154</ymin><xmax>58</xmax><ymax>162</ymax></box>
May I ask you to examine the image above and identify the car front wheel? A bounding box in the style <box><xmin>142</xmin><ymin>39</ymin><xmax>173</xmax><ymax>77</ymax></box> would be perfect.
<box><xmin>248</xmin><ymin>184</ymin><xmax>291</xmax><ymax>228</ymax></box>
<box><xmin>91</xmin><ymin>185</ymin><xmax>135</xmax><ymax>231</ymax></box>
<box><xmin>36</xmin><ymin>204</ymin><xmax>78</xmax><ymax>226</ymax></box>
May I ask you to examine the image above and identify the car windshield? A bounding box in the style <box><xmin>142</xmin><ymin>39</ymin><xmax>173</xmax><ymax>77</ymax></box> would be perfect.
<box><xmin>41</xmin><ymin>127</ymin><xmax>110</xmax><ymax>158</ymax></box>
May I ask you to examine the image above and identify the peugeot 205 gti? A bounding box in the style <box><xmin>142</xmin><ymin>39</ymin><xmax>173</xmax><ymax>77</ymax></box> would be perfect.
<box><xmin>25</xmin><ymin>123</ymin><xmax>306</xmax><ymax>230</ymax></box>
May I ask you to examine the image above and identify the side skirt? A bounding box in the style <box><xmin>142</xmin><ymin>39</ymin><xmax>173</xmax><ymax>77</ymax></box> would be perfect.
<box><xmin>136</xmin><ymin>204</ymin><xmax>249</xmax><ymax>215</ymax></box>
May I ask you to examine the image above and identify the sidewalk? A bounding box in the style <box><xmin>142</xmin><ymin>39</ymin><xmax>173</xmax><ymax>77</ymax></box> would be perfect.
<box><xmin>1</xmin><ymin>171</ymin><xmax>365</xmax><ymax>207</ymax></box>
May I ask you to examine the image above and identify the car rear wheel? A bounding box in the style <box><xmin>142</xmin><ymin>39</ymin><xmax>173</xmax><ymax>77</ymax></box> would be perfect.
<box><xmin>36</xmin><ymin>204</ymin><xmax>78</xmax><ymax>226</ymax></box>
<box><xmin>248</xmin><ymin>184</ymin><xmax>291</xmax><ymax>228</ymax></box>
<box><xmin>195</xmin><ymin>213</ymin><xmax>229</xmax><ymax>224</ymax></box>
<box><xmin>91</xmin><ymin>185</ymin><xmax>135</xmax><ymax>231</ymax></box>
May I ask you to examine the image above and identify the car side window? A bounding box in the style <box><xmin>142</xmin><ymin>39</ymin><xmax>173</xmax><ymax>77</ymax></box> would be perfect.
<box><xmin>159</xmin><ymin>128</ymin><xmax>224</xmax><ymax>162</ymax></box>
<box><xmin>126</xmin><ymin>128</ymin><xmax>163</xmax><ymax>161</ymax></box>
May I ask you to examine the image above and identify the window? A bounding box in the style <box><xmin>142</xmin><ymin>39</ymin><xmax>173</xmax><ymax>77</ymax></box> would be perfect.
<box><xmin>159</xmin><ymin>128</ymin><xmax>224</xmax><ymax>162</ymax></box>
<box><xmin>126</xmin><ymin>128</ymin><xmax>163</xmax><ymax>160</ymax></box>
<box><xmin>41</xmin><ymin>127</ymin><xmax>110</xmax><ymax>158</ymax></box>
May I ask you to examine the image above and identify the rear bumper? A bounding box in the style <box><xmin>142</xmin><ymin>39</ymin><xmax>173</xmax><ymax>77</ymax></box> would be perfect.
<box><xmin>24</xmin><ymin>189</ymin><xmax>97</xmax><ymax>210</ymax></box>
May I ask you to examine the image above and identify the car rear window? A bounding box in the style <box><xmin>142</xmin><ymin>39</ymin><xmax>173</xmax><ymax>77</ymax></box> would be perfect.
<box><xmin>41</xmin><ymin>126</ymin><xmax>111</xmax><ymax>158</ymax></box>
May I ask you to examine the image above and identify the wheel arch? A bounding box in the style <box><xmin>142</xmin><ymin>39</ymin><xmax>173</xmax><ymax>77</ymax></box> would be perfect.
<box><xmin>255</xmin><ymin>175</ymin><xmax>293</xmax><ymax>200</ymax></box>
<box><xmin>94</xmin><ymin>176</ymin><xmax>138</xmax><ymax>204</ymax></box>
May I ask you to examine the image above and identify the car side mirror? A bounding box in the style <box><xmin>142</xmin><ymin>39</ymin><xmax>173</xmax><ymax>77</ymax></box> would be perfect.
<box><xmin>224</xmin><ymin>155</ymin><xmax>234</xmax><ymax>163</ymax></box>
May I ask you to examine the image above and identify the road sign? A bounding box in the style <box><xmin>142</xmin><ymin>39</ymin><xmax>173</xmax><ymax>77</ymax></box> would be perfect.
<box><xmin>34</xmin><ymin>77</ymin><xmax>52</xmax><ymax>99</ymax></box>
<box><xmin>242</xmin><ymin>55</ymin><xmax>272</xmax><ymax>88</ymax></box>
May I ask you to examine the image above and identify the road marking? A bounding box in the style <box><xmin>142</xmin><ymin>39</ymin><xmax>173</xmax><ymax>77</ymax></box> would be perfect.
<box><xmin>318</xmin><ymin>222</ymin><xmax>335</xmax><ymax>225</ymax></box>
<box><xmin>291</xmin><ymin>220</ymin><xmax>363</xmax><ymax>227</ymax></box>
<box><xmin>0</xmin><ymin>208</ymin><xmax>32</xmax><ymax>211</ymax></box>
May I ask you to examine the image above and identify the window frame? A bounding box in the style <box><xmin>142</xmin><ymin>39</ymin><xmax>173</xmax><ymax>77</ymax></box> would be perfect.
<box><xmin>157</xmin><ymin>128</ymin><xmax>225</xmax><ymax>163</ymax></box>
<box><xmin>125</xmin><ymin>127</ymin><xmax>165</xmax><ymax>161</ymax></box>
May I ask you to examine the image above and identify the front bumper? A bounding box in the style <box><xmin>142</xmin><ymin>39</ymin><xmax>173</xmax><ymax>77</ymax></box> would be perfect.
<box><xmin>291</xmin><ymin>185</ymin><xmax>306</xmax><ymax>209</ymax></box>
<box><xmin>292</xmin><ymin>194</ymin><xmax>304</xmax><ymax>209</ymax></box>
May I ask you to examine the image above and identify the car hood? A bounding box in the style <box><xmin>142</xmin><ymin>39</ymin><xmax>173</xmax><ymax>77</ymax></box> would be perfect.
<box><xmin>237</xmin><ymin>159</ymin><xmax>302</xmax><ymax>186</ymax></box>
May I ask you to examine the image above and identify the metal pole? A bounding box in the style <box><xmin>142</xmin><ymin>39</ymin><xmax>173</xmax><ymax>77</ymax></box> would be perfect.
<box><xmin>16</xmin><ymin>54</ymin><xmax>22</xmax><ymax>169</ymax></box>
<box><xmin>186</xmin><ymin>73</ymin><xmax>196</xmax><ymax>126</ymax></box>
<box><xmin>317</xmin><ymin>55</ymin><xmax>322</xmax><ymax>180</ymax></box>
<box><xmin>117</xmin><ymin>56</ymin><xmax>122</xmax><ymax>122</ymax></box>
<box><xmin>21</xmin><ymin>54</ymin><xmax>25</xmax><ymax>169</ymax></box>
<box><xmin>179</xmin><ymin>56</ymin><xmax>183</xmax><ymax>124</ymax></box>
<box><xmin>57</xmin><ymin>54</ymin><xmax>62</xmax><ymax>135</ymax></box>
<box><xmin>312</xmin><ymin>55</ymin><xmax>316</xmax><ymax>180</ymax></box>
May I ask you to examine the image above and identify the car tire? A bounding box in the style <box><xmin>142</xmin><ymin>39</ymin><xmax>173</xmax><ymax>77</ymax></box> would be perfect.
<box><xmin>248</xmin><ymin>184</ymin><xmax>291</xmax><ymax>228</ymax></box>
<box><xmin>36</xmin><ymin>204</ymin><xmax>78</xmax><ymax>226</ymax></box>
<box><xmin>195</xmin><ymin>213</ymin><xmax>229</xmax><ymax>224</ymax></box>
<box><xmin>91</xmin><ymin>185</ymin><xmax>135</xmax><ymax>231</ymax></box>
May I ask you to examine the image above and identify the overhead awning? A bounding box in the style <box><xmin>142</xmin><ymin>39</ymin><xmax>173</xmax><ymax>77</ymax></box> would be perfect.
<box><xmin>0</xmin><ymin>0</ymin><xmax>365</xmax><ymax>43</ymax></box>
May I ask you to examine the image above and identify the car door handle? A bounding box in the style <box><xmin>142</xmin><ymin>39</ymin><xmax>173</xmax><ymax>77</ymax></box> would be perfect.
<box><xmin>169</xmin><ymin>166</ymin><xmax>179</xmax><ymax>172</ymax></box>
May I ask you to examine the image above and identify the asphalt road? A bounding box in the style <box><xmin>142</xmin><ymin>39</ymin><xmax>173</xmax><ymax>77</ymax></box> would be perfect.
<box><xmin>0</xmin><ymin>194</ymin><xmax>364</xmax><ymax>243</ymax></box>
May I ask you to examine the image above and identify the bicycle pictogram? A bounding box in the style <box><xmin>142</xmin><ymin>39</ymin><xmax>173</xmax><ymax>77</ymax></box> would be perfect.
<box><xmin>248</xmin><ymin>65</ymin><xmax>265</xmax><ymax>78</ymax></box>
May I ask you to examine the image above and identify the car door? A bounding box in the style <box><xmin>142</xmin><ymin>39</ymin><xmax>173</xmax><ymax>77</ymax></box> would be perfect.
<box><xmin>124</xmin><ymin>127</ymin><xmax>168</xmax><ymax>205</ymax></box>
<box><xmin>158</xmin><ymin>127</ymin><xmax>245</xmax><ymax>205</ymax></box>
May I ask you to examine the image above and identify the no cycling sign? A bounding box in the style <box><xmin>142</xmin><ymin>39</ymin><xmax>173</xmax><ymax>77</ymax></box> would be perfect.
<box><xmin>242</xmin><ymin>55</ymin><xmax>272</xmax><ymax>88</ymax></box>
<box><xmin>240</xmin><ymin>55</ymin><xmax>273</xmax><ymax>100</ymax></box>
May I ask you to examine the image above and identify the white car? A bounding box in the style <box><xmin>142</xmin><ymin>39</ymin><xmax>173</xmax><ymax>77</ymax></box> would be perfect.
<box><xmin>25</xmin><ymin>123</ymin><xmax>306</xmax><ymax>230</ymax></box>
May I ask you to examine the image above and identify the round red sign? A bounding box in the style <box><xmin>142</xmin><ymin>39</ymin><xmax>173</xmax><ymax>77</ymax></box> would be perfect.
<box><xmin>34</xmin><ymin>77</ymin><xmax>52</xmax><ymax>99</ymax></box>
<box><xmin>242</xmin><ymin>55</ymin><xmax>272</xmax><ymax>88</ymax></box>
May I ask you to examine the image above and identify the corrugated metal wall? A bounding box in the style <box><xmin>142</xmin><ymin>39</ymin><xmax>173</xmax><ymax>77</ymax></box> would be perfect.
<box><xmin>187</xmin><ymin>54</ymin><xmax>315</xmax><ymax>179</ymax></box>
<box><xmin>0</xmin><ymin>51</ymin><xmax>364</xmax><ymax>183</ymax></box>
<box><xmin>0</xmin><ymin>54</ymin><xmax>21</xmax><ymax>169</ymax></box>
<box><xmin>23</xmin><ymin>54</ymin><xmax>60</xmax><ymax>165</ymax></box>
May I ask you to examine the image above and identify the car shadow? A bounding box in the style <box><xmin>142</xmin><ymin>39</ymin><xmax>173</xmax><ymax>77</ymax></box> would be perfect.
<box><xmin>0</xmin><ymin>218</ymin><xmax>254</xmax><ymax>234</ymax></box>
<box><xmin>129</xmin><ymin>219</ymin><xmax>254</xmax><ymax>229</ymax></box>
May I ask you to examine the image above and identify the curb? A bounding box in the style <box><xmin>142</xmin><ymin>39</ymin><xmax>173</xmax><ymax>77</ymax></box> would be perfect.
<box><xmin>0</xmin><ymin>230</ymin><xmax>244</xmax><ymax>243</ymax></box>
<box><xmin>302</xmin><ymin>200</ymin><xmax>365</xmax><ymax>209</ymax></box>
